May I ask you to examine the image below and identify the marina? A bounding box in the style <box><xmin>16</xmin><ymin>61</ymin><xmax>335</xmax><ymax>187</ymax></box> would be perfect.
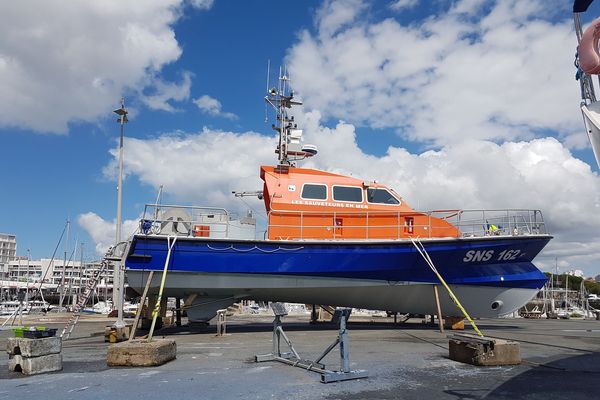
<box><xmin>1</xmin><ymin>1</ymin><xmax>600</xmax><ymax>399</ymax></box>
<box><xmin>1</xmin><ymin>313</ymin><xmax>599</xmax><ymax>399</ymax></box>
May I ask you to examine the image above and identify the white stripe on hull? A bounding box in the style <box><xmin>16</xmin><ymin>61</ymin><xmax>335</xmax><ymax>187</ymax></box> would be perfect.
<box><xmin>126</xmin><ymin>270</ymin><xmax>538</xmax><ymax>321</ymax></box>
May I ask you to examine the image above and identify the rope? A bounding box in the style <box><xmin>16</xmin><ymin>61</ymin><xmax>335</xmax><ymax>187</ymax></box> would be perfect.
<box><xmin>410</xmin><ymin>237</ymin><xmax>484</xmax><ymax>337</ymax></box>
<box><xmin>205</xmin><ymin>244</ymin><xmax>304</xmax><ymax>253</ymax></box>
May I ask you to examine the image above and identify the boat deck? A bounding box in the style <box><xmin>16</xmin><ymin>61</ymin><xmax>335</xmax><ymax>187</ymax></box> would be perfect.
<box><xmin>1</xmin><ymin>314</ymin><xmax>599</xmax><ymax>399</ymax></box>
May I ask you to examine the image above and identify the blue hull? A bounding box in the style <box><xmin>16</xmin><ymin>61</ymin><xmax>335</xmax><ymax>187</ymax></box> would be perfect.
<box><xmin>125</xmin><ymin>235</ymin><xmax>550</xmax><ymax>290</ymax></box>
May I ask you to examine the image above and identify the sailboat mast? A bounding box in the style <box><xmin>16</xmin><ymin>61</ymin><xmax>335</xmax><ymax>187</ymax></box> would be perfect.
<box><xmin>59</xmin><ymin>219</ymin><xmax>70</xmax><ymax>308</ymax></box>
<box><xmin>26</xmin><ymin>249</ymin><xmax>30</xmax><ymax>305</ymax></box>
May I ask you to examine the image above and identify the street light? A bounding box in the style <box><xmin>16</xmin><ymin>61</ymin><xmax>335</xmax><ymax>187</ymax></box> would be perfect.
<box><xmin>113</xmin><ymin>98</ymin><xmax>128</xmax><ymax>329</ymax></box>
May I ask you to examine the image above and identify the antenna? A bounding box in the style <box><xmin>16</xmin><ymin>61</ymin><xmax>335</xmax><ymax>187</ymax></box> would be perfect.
<box><xmin>265</xmin><ymin>60</ymin><xmax>271</xmax><ymax>123</ymax></box>
<box><xmin>264</xmin><ymin>64</ymin><xmax>317</xmax><ymax>167</ymax></box>
<box><xmin>266</xmin><ymin>60</ymin><xmax>271</xmax><ymax>93</ymax></box>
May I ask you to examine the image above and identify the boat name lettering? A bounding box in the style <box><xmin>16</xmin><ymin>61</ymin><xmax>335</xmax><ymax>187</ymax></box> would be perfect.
<box><xmin>463</xmin><ymin>249</ymin><xmax>522</xmax><ymax>263</ymax></box>
<box><xmin>497</xmin><ymin>249</ymin><xmax>521</xmax><ymax>261</ymax></box>
<box><xmin>463</xmin><ymin>250</ymin><xmax>494</xmax><ymax>262</ymax></box>
<box><xmin>291</xmin><ymin>200</ymin><xmax>369</xmax><ymax>209</ymax></box>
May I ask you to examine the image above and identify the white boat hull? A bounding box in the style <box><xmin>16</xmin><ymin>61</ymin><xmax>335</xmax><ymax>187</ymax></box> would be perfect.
<box><xmin>126</xmin><ymin>270</ymin><xmax>539</xmax><ymax>322</ymax></box>
<box><xmin>580</xmin><ymin>102</ymin><xmax>600</xmax><ymax>167</ymax></box>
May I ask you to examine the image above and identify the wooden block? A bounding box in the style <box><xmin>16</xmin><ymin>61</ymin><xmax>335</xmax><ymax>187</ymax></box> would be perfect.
<box><xmin>445</xmin><ymin>316</ymin><xmax>464</xmax><ymax>330</ymax></box>
<box><xmin>317</xmin><ymin>306</ymin><xmax>335</xmax><ymax>322</ymax></box>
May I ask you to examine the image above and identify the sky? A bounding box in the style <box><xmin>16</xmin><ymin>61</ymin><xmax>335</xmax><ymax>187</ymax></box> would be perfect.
<box><xmin>1</xmin><ymin>0</ymin><xmax>600</xmax><ymax>277</ymax></box>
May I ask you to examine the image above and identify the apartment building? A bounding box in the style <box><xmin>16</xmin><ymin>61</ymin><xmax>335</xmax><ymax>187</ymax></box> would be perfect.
<box><xmin>0</xmin><ymin>233</ymin><xmax>17</xmax><ymax>279</ymax></box>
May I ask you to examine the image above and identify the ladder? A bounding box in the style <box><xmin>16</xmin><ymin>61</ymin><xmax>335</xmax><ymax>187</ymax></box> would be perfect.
<box><xmin>60</xmin><ymin>259</ymin><xmax>109</xmax><ymax>340</ymax></box>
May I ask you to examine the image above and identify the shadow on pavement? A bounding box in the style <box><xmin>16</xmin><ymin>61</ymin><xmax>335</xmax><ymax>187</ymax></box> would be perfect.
<box><xmin>481</xmin><ymin>352</ymin><xmax>600</xmax><ymax>400</ymax></box>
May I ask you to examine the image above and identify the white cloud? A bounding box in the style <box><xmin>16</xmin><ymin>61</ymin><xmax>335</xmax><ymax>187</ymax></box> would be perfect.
<box><xmin>77</xmin><ymin>212</ymin><xmax>140</xmax><ymax>255</ymax></box>
<box><xmin>193</xmin><ymin>95</ymin><xmax>238</xmax><ymax>119</ymax></box>
<box><xmin>315</xmin><ymin>0</ymin><xmax>367</xmax><ymax>38</ymax></box>
<box><xmin>389</xmin><ymin>0</ymin><xmax>418</xmax><ymax>11</ymax></box>
<box><xmin>287</xmin><ymin>0</ymin><xmax>583</xmax><ymax>146</ymax></box>
<box><xmin>102</xmin><ymin>129</ymin><xmax>274</xmax><ymax>205</ymax></box>
<box><xmin>189</xmin><ymin>0</ymin><xmax>214</xmax><ymax>10</ymax></box>
<box><xmin>0</xmin><ymin>0</ymin><xmax>198</xmax><ymax>134</ymax></box>
<box><xmin>140</xmin><ymin>71</ymin><xmax>193</xmax><ymax>112</ymax></box>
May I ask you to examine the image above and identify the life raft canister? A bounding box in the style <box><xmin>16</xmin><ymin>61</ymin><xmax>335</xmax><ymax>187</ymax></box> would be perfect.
<box><xmin>580</xmin><ymin>16</ymin><xmax>600</xmax><ymax>74</ymax></box>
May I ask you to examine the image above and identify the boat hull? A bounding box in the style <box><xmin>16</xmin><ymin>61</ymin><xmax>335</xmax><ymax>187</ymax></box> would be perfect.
<box><xmin>124</xmin><ymin>234</ymin><xmax>551</xmax><ymax>320</ymax></box>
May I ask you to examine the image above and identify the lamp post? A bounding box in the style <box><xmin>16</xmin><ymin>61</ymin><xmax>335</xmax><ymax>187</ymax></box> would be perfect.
<box><xmin>113</xmin><ymin>98</ymin><xmax>128</xmax><ymax>328</ymax></box>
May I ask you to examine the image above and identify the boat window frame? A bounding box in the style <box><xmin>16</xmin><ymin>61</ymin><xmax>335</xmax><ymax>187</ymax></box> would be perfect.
<box><xmin>332</xmin><ymin>185</ymin><xmax>364</xmax><ymax>203</ymax></box>
<box><xmin>366</xmin><ymin>187</ymin><xmax>401</xmax><ymax>206</ymax></box>
<box><xmin>300</xmin><ymin>183</ymin><xmax>328</xmax><ymax>201</ymax></box>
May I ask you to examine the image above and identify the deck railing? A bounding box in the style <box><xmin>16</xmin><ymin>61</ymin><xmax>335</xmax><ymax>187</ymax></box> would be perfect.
<box><xmin>452</xmin><ymin>209</ymin><xmax>546</xmax><ymax>237</ymax></box>
<box><xmin>137</xmin><ymin>204</ymin><xmax>547</xmax><ymax>241</ymax></box>
<box><xmin>140</xmin><ymin>204</ymin><xmax>232</xmax><ymax>237</ymax></box>
<box><xmin>266</xmin><ymin>209</ymin><xmax>547</xmax><ymax>240</ymax></box>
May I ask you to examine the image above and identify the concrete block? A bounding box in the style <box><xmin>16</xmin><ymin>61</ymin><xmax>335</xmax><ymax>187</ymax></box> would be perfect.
<box><xmin>7</xmin><ymin>337</ymin><xmax>62</xmax><ymax>357</ymax></box>
<box><xmin>107</xmin><ymin>339</ymin><xmax>176</xmax><ymax>367</ymax></box>
<box><xmin>449</xmin><ymin>336</ymin><xmax>521</xmax><ymax>366</ymax></box>
<box><xmin>8</xmin><ymin>353</ymin><xmax>62</xmax><ymax>375</ymax></box>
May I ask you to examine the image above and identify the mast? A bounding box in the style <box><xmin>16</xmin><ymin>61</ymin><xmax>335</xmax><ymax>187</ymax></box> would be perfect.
<box><xmin>77</xmin><ymin>242</ymin><xmax>84</xmax><ymax>304</ymax></box>
<box><xmin>59</xmin><ymin>219</ymin><xmax>70</xmax><ymax>308</ymax></box>
<box><xmin>66</xmin><ymin>237</ymin><xmax>78</xmax><ymax>309</ymax></box>
<box><xmin>264</xmin><ymin>65</ymin><xmax>317</xmax><ymax>167</ymax></box>
<box><xmin>26</xmin><ymin>249</ymin><xmax>30</xmax><ymax>305</ymax></box>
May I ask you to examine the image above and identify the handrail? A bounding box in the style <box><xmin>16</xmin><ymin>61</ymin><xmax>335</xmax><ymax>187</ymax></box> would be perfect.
<box><xmin>133</xmin><ymin>203</ymin><xmax>547</xmax><ymax>242</ymax></box>
<box><xmin>266</xmin><ymin>208</ymin><xmax>548</xmax><ymax>241</ymax></box>
<box><xmin>142</xmin><ymin>203</ymin><xmax>230</xmax><ymax>216</ymax></box>
<box><xmin>138</xmin><ymin>204</ymin><xmax>254</xmax><ymax>239</ymax></box>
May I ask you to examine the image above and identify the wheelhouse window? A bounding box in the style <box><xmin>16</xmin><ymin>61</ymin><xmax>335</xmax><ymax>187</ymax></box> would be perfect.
<box><xmin>366</xmin><ymin>188</ymin><xmax>400</xmax><ymax>205</ymax></box>
<box><xmin>301</xmin><ymin>183</ymin><xmax>327</xmax><ymax>200</ymax></box>
<box><xmin>333</xmin><ymin>186</ymin><xmax>363</xmax><ymax>202</ymax></box>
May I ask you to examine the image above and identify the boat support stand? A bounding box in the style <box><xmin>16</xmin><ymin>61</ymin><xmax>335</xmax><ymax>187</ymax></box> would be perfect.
<box><xmin>255</xmin><ymin>303</ymin><xmax>368</xmax><ymax>383</ymax></box>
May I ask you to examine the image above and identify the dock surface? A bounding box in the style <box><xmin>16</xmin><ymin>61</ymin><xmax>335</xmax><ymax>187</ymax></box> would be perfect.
<box><xmin>1</xmin><ymin>314</ymin><xmax>599</xmax><ymax>399</ymax></box>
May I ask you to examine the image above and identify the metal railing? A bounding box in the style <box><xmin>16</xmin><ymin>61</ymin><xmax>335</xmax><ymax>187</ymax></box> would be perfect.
<box><xmin>137</xmin><ymin>204</ymin><xmax>547</xmax><ymax>241</ymax></box>
<box><xmin>452</xmin><ymin>209</ymin><xmax>546</xmax><ymax>237</ymax></box>
<box><xmin>266</xmin><ymin>209</ymin><xmax>547</xmax><ymax>240</ymax></box>
<box><xmin>139</xmin><ymin>204</ymin><xmax>232</xmax><ymax>237</ymax></box>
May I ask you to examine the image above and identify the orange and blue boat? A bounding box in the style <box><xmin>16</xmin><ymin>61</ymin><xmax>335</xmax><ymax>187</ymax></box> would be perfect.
<box><xmin>123</xmin><ymin>70</ymin><xmax>551</xmax><ymax>322</ymax></box>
